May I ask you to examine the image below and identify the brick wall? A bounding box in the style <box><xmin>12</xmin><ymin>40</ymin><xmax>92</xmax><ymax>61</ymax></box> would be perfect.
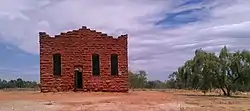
<box><xmin>39</xmin><ymin>26</ymin><xmax>128</xmax><ymax>92</ymax></box>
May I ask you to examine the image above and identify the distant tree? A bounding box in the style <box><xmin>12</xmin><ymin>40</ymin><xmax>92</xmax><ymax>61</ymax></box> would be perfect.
<box><xmin>128</xmin><ymin>70</ymin><xmax>148</xmax><ymax>89</ymax></box>
<box><xmin>129</xmin><ymin>70</ymin><xmax>169</xmax><ymax>89</ymax></box>
<box><xmin>16</xmin><ymin>78</ymin><xmax>24</xmax><ymax>88</ymax></box>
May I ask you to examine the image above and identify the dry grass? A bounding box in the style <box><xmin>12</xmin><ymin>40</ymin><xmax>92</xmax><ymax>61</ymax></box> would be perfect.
<box><xmin>0</xmin><ymin>89</ymin><xmax>250</xmax><ymax>111</ymax></box>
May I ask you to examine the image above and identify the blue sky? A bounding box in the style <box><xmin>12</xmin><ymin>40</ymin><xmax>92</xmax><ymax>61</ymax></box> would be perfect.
<box><xmin>0</xmin><ymin>41</ymin><xmax>39</xmax><ymax>81</ymax></box>
<box><xmin>0</xmin><ymin>0</ymin><xmax>250</xmax><ymax>82</ymax></box>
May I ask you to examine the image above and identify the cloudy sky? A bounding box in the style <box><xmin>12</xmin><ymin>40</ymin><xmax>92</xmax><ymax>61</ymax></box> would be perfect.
<box><xmin>0</xmin><ymin>0</ymin><xmax>250</xmax><ymax>81</ymax></box>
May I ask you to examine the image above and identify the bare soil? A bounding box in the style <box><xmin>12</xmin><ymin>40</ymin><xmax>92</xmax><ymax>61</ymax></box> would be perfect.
<box><xmin>0</xmin><ymin>89</ymin><xmax>250</xmax><ymax>111</ymax></box>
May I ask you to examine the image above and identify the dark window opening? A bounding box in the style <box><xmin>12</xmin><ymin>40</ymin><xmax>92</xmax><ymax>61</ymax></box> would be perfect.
<box><xmin>53</xmin><ymin>53</ymin><xmax>61</xmax><ymax>76</ymax></box>
<box><xmin>111</xmin><ymin>54</ymin><xmax>118</xmax><ymax>75</ymax></box>
<box><xmin>92</xmin><ymin>54</ymin><xmax>100</xmax><ymax>76</ymax></box>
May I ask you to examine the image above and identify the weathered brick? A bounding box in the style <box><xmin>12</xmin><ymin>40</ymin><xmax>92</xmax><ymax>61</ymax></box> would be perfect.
<box><xmin>39</xmin><ymin>26</ymin><xmax>128</xmax><ymax>93</ymax></box>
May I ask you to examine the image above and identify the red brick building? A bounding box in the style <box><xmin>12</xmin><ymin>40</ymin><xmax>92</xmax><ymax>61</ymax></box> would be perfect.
<box><xmin>39</xmin><ymin>26</ymin><xmax>128</xmax><ymax>92</ymax></box>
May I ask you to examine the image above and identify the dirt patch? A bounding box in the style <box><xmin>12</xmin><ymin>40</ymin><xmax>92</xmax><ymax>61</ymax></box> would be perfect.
<box><xmin>62</xmin><ymin>102</ymin><xmax>187</xmax><ymax>111</ymax></box>
<box><xmin>0</xmin><ymin>100</ymin><xmax>61</xmax><ymax>111</ymax></box>
<box><xmin>0</xmin><ymin>90</ymin><xmax>249</xmax><ymax>111</ymax></box>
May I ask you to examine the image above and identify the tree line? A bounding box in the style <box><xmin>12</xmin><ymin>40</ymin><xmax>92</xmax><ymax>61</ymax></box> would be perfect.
<box><xmin>1</xmin><ymin>72</ymin><xmax>163</xmax><ymax>90</ymax></box>
<box><xmin>128</xmin><ymin>70</ymin><xmax>169</xmax><ymax>89</ymax></box>
<box><xmin>167</xmin><ymin>46</ymin><xmax>250</xmax><ymax>96</ymax></box>
<box><xmin>0</xmin><ymin>78</ymin><xmax>38</xmax><ymax>89</ymax></box>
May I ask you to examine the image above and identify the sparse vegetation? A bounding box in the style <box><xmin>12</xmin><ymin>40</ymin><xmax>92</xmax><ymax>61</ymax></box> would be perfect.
<box><xmin>128</xmin><ymin>70</ymin><xmax>169</xmax><ymax>89</ymax></box>
<box><xmin>167</xmin><ymin>46</ymin><xmax>250</xmax><ymax>96</ymax></box>
<box><xmin>0</xmin><ymin>78</ymin><xmax>38</xmax><ymax>89</ymax></box>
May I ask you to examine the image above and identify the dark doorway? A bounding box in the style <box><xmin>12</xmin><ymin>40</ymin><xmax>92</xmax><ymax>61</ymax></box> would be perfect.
<box><xmin>74</xmin><ymin>70</ymin><xmax>83</xmax><ymax>89</ymax></box>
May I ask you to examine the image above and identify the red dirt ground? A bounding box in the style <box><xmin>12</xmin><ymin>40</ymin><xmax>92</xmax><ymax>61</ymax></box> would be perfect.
<box><xmin>0</xmin><ymin>90</ymin><xmax>250</xmax><ymax>111</ymax></box>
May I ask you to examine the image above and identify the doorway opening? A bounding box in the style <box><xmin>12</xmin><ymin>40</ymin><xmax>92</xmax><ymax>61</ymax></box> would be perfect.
<box><xmin>74</xmin><ymin>67</ymin><xmax>83</xmax><ymax>89</ymax></box>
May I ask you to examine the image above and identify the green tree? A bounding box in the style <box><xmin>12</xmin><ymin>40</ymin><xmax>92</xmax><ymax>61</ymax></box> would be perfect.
<box><xmin>128</xmin><ymin>70</ymin><xmax>148</xmax><ymax>89</ymax></box>
<box><xmin>16</xmin><ymin>78</ymin><xmax>24</xmax><ymax>88</ymax></box>
<box><xmin>168</xmin><ymin>46</ymin><xmax>250</xmax><ymax>96</ymax></box>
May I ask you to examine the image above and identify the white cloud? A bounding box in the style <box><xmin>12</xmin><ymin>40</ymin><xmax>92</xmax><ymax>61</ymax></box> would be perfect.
<box><xmin>0</xmin><ymin>0</ymin><xmax>250</xmax><ymax>80</ymax></box>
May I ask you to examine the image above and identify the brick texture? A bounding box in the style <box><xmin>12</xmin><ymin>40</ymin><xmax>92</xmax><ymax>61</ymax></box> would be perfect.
<box><xmin>39</xmin><ymin>26</ymin><xmax>128</xmax><ymax>92</ymax></box>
